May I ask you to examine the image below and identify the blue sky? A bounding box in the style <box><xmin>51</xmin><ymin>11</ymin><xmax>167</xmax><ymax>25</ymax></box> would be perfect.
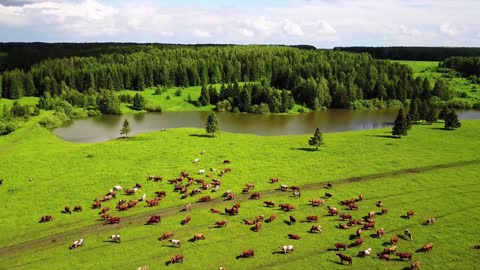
<box><xmin>0</xmin><ymin>0</ymin><xmax>479</xmax><ymax>47</ymax></box>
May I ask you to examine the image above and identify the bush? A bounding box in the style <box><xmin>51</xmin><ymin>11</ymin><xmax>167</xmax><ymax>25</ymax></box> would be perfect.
<box><xmin>145</xmin><ymin>104</ymin><xmax>162</xmax><ymax>112</ymax></box>
<box><xmin>215</xmin><ymin>100</ymin><xmax>232</xmax><ymax>112</ymax></box>
<box><xmin>118</xmin><ymin>94</ymin><xmax>133</xmax><ymax>103</ymax></box>
<box><xmin>447</xmin><ymin>99</ymin><xmax>473</xmax><ymax>109</ymax></box>
<box><xmin>174</xmin><ymin>88</ymin><xmax>182</xmax><ymax>97</ymax></box>
<box><xmin>252</xmin><ymin>103</ymin><xmax>270</xmax><ymax>114</ymax></box>
<box><xmin>0</xmin><ymin>122</ymin><xmax>16</xmax><ymax>135</ymax></box>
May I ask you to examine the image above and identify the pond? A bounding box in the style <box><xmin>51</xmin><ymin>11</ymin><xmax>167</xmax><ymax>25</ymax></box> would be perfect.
<box><xmin>53</xmin><ymin>109</ymin><xmax>480</xmax><ymax>142</ymax></box>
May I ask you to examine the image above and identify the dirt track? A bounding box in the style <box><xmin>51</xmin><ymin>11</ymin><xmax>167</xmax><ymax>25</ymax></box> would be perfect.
<box><xmin>1</xmin><ymin>159</ymin><xmax>479</xmax><ymax>258</ymax></box>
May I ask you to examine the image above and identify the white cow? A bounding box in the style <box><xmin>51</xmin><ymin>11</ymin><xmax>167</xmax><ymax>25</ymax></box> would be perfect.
<box><xmin>193</xmin><ymin>158</ymin><xmax>200</xmax><ymax>163</ymax></box>
<box><xmin>113</xmin><ymin>185</ymin><xmax>123</xmax><ymax>191</ymax></box>
<box><xmin>361</xmin><ymin>247</ymin><xmax>372</xmax><ymax>256</ymax></box>
<box><xmin>169</xmin><ymin>239</ymin><xmax>181</xmax><ymax>246</ymax></box>
<box><xmin>70</xmin><ymin>238</ymin><xmax>84</xmax><ymax>249</ymax></box>
<box><xmin>281</xmin><ymin>245</ymin><xmax>294</xmax><ymax>254</ymax></box>
<box><xmin>210</xmin><ymin>167</ymin><xmax>216</xmax><ymax>172</ymax></box>
<box><xmin>198</xmin><ymin>169</ymin><xmax>205</xmax><ymax>175</ymax></box>
<box><xmin>109</xmin><ymin>235</ymin><xmax>121</xmax><ymax>242</ymax></box>
<box><xmin>139</xmin><ymin>193</ymin><xmax>146</xmax><ymax>201</ymax></box>
<box><xmin>213</xmin><ymin>185</ymin><xmax>220</xmax><ymax>192</ymax></box>
<box><xmin>280</xmin><ymin>184</ymin><xmax>288</xmax><ymax>191</ymax></box>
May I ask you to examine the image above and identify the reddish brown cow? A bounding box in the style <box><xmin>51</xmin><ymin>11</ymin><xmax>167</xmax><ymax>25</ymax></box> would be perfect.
<box><xmin>198</xmin><ymin>196</ymin><xmax>211</xmax><ymax>202</ymax></box>
<box><xmin>118</xmin><ymin>204</ymin><xmax>128</xmax><ymax>211</ymax></box>
<box><xmin>325</xmin><ymin>192</ymin><xmax>333</xmax><ymax>198</ymax></box>
<box><xmin>159</xmin><ymin>231</ymin><xmax>174</xmax><ymax>241</ymax></box>
<box><xmin>64</xmin><ymin>206</ymin><xmax>72</xmax><ymax>214</ymax></box>
<box><xmin>210</xmin><ymin>208</ymin><xmax>221</xmax><ymax>213</ymax></box>
<box><xmin>384</xmin><ymin>246</ymin><xmax>397</xmax><ymax>254</ymax></box>
<box><xmin>245</xmin><ymin>183</ymin><xmax>255</xmax><ymax>189</ymax></box>
<box><xmin>255</xmin><ymin>215</ymin><xmax>265</xmax><ymax>222</ymax></box>
<box><xmin>127</xmin><ymin>200</ymin><xmax>138</xmax><ymax>208</ymax></box>
<box><xmin>338</xmin><ymin>223</ymin><xmax>349</xmax><ymax>229</ymax></box>
<box><xmin>381</xmin><ymin>208</ymin><xmax>388</xmax><ymax>215</ymax></box>
<box><xmin>215</xmin><ymin>220</ymin><xmax>228</xmax><ymax>227</ymax></box>
<box><xmin>309</xmin><ymin>199</ymin><xmax>324</xmax><ymax>207</ymax></box>
<box><xmin>39</xmin><ymin>215</ymin><xmax>53</xmax><ymax>223</ymax></box>
<box><xmin>154</xmin><ymin>191</ymin><xmax>166</xmax><ymax>197</ymax></box>
<box><xmin>355</xmin><ymin>238</ymin><xmax>364</xmax><ymax>246</ymax></box>
<box><xmin>356</xmin><ymin>228</ymin><xmax>363</xmax><ymax>238</ymax></box>
<box><xmin>390</xmin><ymin>235</ymin><xmax>400</xmax><ymax>245</ymax></box>
<box><xmin>181</xmin><ymin>215</ymin><xmax>191</xmax><ymax>225</ymax></box>
<box><xmin>411</xmin><ymin>261</ymin><xmax>421</xmax><ymax>269</ymax></box>
<box><xmin>286</xmin><ymin>204</ymin><xmax>296</xmax><ymax>211</ymax></box>
<box><xmin>223</xmin><ymin>160</ymin><xmax>230</xmax><ymax>164</ymax></box>
<box><xmin>407</xmin><ymin>210</ymin><xmax>414</xmax><ymax>219</ymax></box>
<box><xmin>236</xmin><ymin>250</ymin><xmax>254</xmax><ymax>259</ymax></box>
<box><xmin>422</xmin><ymin>243</ymin><xmax>433</xmax><ymax>252</ymax></box>
<box><xmin>335</xmin><ymin>243</ymin><xmax>348</xmax><ymax>251</ymax></box>
<box><xmin>226</xmin><ymin>193</ymin><xmax>235</xmax><ymax>200</ymax></box>
<box><xmin>310</xmin><ymin>225</ymin><xmax>322</xmax><ymax>233</ymax></box>
<box><xmin>146</xmin><ymin>215</ymin><xmax>161</xmax><ymax>225</ymax></box>
<box><xmin>306</xmin><ymin>215</ymin><xmax>318</xmax><ymax>222</ymax></box>
<box><xmin>104</xmin><ymin>217</ymin><xmax>120</xmax><ymax>225</ymax></box>
<box><xmin>193</xmin><ymin>233</ymin><xmax>205</xmax><ymax>241</ymax></box>
<box><xmin>92</xmin><ymin>201</ymin><xmax>101</xmax><ymax>209</ymax></box>
<box><xmin>135</xmin><ymin>183</ymin><xmax>142</xmax><ymax>188</ymax></box>
<box><xmin>288</xmin><ymin>234</ymin><xmax>301</xmax><ymax>240</ymax></box>
<box><xmin>329</xmin><ymin>208</ymin><xmax>339</xmax><ymax>216</ymax></box>
<box><xmin>266</xmin><ymin>214</ymin><xmax>276</xmax><ymax>223</ymax></box>
<box><xmin>378</xmin><ymin>253</ymin><xmax>390</xmax><ymax>260</ymax></box>
<box><xmin>243</xmin><ymin>219</ymin><xmax>255</xmax><ymax>225</ymax></box>
<box><xmin>74</xmin><ymin>205</ymin><xmax>82</xmax><ymax>212</ymax></box>
<box><xmin>147</xmin><ymin>199</ymin><xmax>159</xmax><ymax>207</ymax></box>
<box><xmin>340</xmin><ymin>213</ymin><xmax>352</xmax><ymax>220</ymax></box>
<box><xmin>99</xmin><ymin>206</ymin><xmax>110</xmax><ymax>215</ymax></box>
<box><xmin>377</xmin><ymin>228</ymin><xmax>385</xmax><ymax>238</ymax></box>
<box><xmin>169</xmin><ymin>254</ymin><xmax>184</xmax><ymax>264</ymax></box>
<box><xmin>254</xmin><ymin>222</ymin><xmax>262</xmax><ymax>232</ymax></box>
<box><xmin>225</xmin><ymin>207</ymin><xmax>238</xmax><ymax>215</ymax></box>
<box><xmin>336</xmin><ymin>253</ymin><xmax>352</xmax><ymax>266</ymax></box>
<box><xmin>279</xmin><ymin>204</ymin><xmax>289</xmax><ymax>210</ymax></box>
<box><xmin>264</xmin><ymin>201</ymin><xmax>275</xmax><ymax>207</ymax></box>
<box><xmin>125</xmin><ymin>189</ymin><xmax>136</xmax><ymax>195</ymax></box>
<box><xmin>250</xmin><ymin>192</ymin><xmax>260</xmax><ymax>200</ymax></box>
<box><xmin>289</xmin><ymin>215</ymin><xmax>297</xmax><ymax>223</ymax></box>
<box><xmin>341</xmin><ymin>198</ymin><xmax>356</xmax><ymax>205</ymax></box>
<box><xmin>363</xmin><ymin>222</ymin><xmax>375</xmax><ymax>230</ymax></box>
<box><xmin>396</xmin><ymin>252</ymin><xmax>413</xmax><ymax>261</ymax></box>
<box><xmin>348</xmin><ymin>202</ymin><xmax>358</xmax><ymax>210</ymax></box>
<box><xmin>270</xmin><ymin>177</ymin><xmax>279</xmax><ymax>183</ymax></box>
<box><xmin>241</xmin><ymin>188</ymin><xmax>249</xmax><ymax>194</ymax></box>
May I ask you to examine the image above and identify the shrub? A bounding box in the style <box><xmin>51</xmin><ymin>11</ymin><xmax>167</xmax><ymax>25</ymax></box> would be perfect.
<box><xmin>0</xmin><ymin>122</ymin><xmax>16</xmax><ymax>135</ymax></box>
<box><xmin>145</xmin><ymin>104</ymin><xmax>162</xmax><ymax>112</ymax></box>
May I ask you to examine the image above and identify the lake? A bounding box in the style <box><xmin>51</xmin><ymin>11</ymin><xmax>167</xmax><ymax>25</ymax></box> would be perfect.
<box><xmin>53</xmin><ymin>110</ymin><xmax>480</xmax><ymax>142</ymax></box>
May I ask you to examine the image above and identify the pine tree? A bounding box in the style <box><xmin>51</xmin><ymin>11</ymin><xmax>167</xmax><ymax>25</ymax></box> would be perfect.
<box><xmin>407</xmin><ymin>98</ymin><xmax>420</xmax><ymax>124</ymax></box>
<box><xmin>309</xmin><ymin>128</ymin><xmax>325</xmax><ymax>151</ymax></box>
<box><xmin>120</xmin><ymin>119</ymin><xmax>132</xmax><ymax>138</ymax></box>
<box><xmin>392</xmin><ymin>108</ymin><xmax>407</xmax><ymax>138</ymax></box>
<box><xmin>425</xmin><ymin>105</ymin><xmax>438</xmax><ymax>124</ymax></box>
<box><xmin>205</xmin><ymin>112</ymin><xmax>219</xmax><ymax>137</ymax></box>
<box><xmin>438</xmin><ymin>107</ymin><xmax>449</xmax><ymax>121</ymax></box>
<box><xmin>444</xmin><ymin>111</ymin><xmax>461</xmax><ymax>130</ymax></box>
<box><xmin>199</xmin><ymin>84</ymin><xmax>210</xmax><ymax>106</ymax></box>
<box><xmin>132</xmin><ymin>93</ymin><xmax>145</xmax><ymax>110</ymax></box>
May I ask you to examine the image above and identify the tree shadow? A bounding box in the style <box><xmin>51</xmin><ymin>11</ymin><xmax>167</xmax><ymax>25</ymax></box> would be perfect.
<box><xmin>366</xmin><ymin>134</ymin><xmax>397</xmax><ymax>139</ymax></box>
<box><xmin>189</xmin><ymin>134</ymin><xmax>213</xmax><ymax>138</ymax></box>
<box><xmin>290</xmin><ymin>147</ymin><xmax>317</xmax><ymax>152</ymax></box>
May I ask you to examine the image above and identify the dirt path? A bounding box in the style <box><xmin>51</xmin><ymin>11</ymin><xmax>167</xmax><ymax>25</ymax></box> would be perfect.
<box><xmin>1</xmin><ymin>159</ymin><xmax>479</xmax><ymax>258</ymax></box>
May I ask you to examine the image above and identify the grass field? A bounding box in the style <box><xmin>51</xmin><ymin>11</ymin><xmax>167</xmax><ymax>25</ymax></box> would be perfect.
<box><xmin>0</xmin><ymin>116</ymin><xmax>479</xmax><ymax>269</ymax></box>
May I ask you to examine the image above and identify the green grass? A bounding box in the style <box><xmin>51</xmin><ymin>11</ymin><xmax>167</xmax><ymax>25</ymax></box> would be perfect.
<box><xmin>0</xmin><ymin>119</ymin><xmax>479</xmax><ymax>269</ymax></box>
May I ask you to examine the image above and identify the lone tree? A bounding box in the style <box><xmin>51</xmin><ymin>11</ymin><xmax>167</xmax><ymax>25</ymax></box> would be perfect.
<box><xmin>392</xmin><ymin>108</ymin><xmax>408</xmax><ymax>138</ymax></box>
<box><xmin>444</xmin><ymin>110</ymin><xmax>461</xmax><ymax>130</ymax></box>
<box><xmin>132</xmin><ymin>93</ymin><xmax>146</xmax><ymax>110</ymax></box>
<box><xmin>309</xmin><ymin>128</ymin><xmax>325</xmax><ymax>151</ymax></box>
<box><xmin>205</xmin><ymin>113</ymin><xmax>219</xmax><ymax>137</ymax></box>
<box><xmin>120</xmin><ymin>119</ymin><xmax>132</xmax><ymax>138</ymax></box>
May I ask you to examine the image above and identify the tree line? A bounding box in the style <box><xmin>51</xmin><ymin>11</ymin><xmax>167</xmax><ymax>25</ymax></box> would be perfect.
<box><xmin>442</xmin><ymin>56</ymin><xmax>480</xmax><ymax>77</ymax></box>
<box><xmin>334</xmin><ymin>47</ymin><xmax>480</xmax><ymax>61</ymax></box>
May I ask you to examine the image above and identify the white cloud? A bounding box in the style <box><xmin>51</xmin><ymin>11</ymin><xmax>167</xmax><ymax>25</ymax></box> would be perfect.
<box><xmin>283</xmin><ymin>20</ymin><xmax>304</xmax><ymax>36</ymax></box>
<box><xmin>192</xmin><ymin>29</ymin><xmax>211</xmax><ymax>38</ymax></box>
<box><xmin>241</xmin><ymin>28</ymin><xmax>255</xmax><ymax>38</ymax></box>
<box><xmin>440</xmin><ymin>23</ymin><xmax>462</xmax><ymax>36</ymax></box>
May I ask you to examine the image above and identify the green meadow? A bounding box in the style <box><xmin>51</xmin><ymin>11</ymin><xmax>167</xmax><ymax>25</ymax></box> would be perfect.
<box><xmin>0</xmin><ymin>114</ymin><xmax>479</xmax><ymax>269</ymax></box>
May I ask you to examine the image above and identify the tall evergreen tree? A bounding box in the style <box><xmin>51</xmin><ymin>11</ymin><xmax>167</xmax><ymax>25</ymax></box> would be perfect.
<box><xmin>132</xmin><ymin>93</ymin><xmax>145</xmax><ymax>110</ymax></box>
<box><xmin>407</xmin><ymin>98</ymin><xmax>420</xmax><ymax>124</ymax></box>
<box><xmin>208</xmin><ymin>85</ymin><xmax>219</xmax><ymax>105</ymax></box>
<box><xmin>309</xmin><ymin>128</ymin><xmax>325</xmax><ymax>151</ymax></box>
<box><xmin>425</xmin><ymin>104</ymin><xmax>438</xmax><ymax>124</ymax></box>
<box><xmin>120</xmin><ymin>119</ymin><xmax>132</xmax><ymax>138</ymax></box>
<box><xmin>199</xmin><ymin>84</ymin><xmax>210</xmax><ymax>106</ymax></box>
<box><xmin>392</xmin><ymin>108</ymin><xmax>408</xmax><ymax>138</ymax></box>
<box><xmin>438</xmin><ymin>107</ymin><xmax>450</xmax><ymax>121</ymax></box>
<box><xmin>444</xmin><ymin>111</ymin><xmax>461</xmax><ymax>130</ymax></box>
<box><xmin>205</xmin><ymin>112</ymin><xmax>219</xmax><ymax>137</ymax></box>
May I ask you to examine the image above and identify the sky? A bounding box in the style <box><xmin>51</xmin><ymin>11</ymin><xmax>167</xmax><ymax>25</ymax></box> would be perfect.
<box><xmin>0</xmin><ymin>0</ymin><xmax>479</xmax><ymax>48</ymax></box>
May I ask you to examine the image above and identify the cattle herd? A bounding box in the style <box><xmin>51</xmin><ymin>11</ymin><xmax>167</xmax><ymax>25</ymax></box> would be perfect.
<box><xmin>36</xmin><ymin>154</ymin><xmax>442</xmax><ymax>269</ymax></box>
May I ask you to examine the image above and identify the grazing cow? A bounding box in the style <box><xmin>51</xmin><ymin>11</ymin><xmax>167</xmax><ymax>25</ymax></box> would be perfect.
<box><xmin>357</xmin><ymin>194</ymin><xmax>364</xmax><ymax>201</ymax></box>
<box><xmin>355</xmin><ymin>238</ymin><xmax>364</xmax><ymax>246</ymax></box>
<box><xmin>108</xmin><ymin>235</ymin><xmax>121</xmax><ymax>242</ymax></box>
<box><xmin>237</xmin><ymin>250</ymin><xmax>254</xmax><ymax>259</ymax></box>
<box><xmin>169</xmin><ymin>239</ymin><xmax>181</xmax><ymax>247</ymax></box>
<box><xmin>245</xmin><ymin>183</ymin><xmax>255</xmax><ymax>189</ymax></box>
<box><xmin>341</xmin><ymin>198</ymin><xmax>356</xmax><ymax>206</ymax></box>
<box><xmin>69</xmin><ymin>239</ymin><xmax>84</xmax><ymax>249</ymax></box>
<box><xmin>288</xmin><ymin>234</ymin><xmax>301</xmax><ymax>240</ymax></box>
<box><xmin>363</xmin><ymin>222</ymin><xmax>375</xmax><ymax>230</ymax></box>
<box><xmin>128</xmin><ymin>200</ymin><xmax>138</xmax><ymax>208</ymax></box>
<box><xmin>359</xmin><ymin>247</ymin><xmax>372</xmax><ymax>257</ymax></box>
<box><xmin>326</xmin><ymin>182</ymin><xmax>333</xmax><ymax>189</ymax></box>
<box><xmin>280</xmin><ymin>245</ymin><xmax>294</xmax><ymax>254</ymax></box>
<box><xmin>270</xmin><ymin>177</ymin><xmax>279</xmax><ymax>183</ymax></box>
<box><xmin>147</xmin><ymin>198</ymin><xmax>160</xmax><ymax>207</ymax></box>
<box><xmin>64</xmin><ymin>206</ymin><xmax>72</xmax><ymax>214</ymax></box>
<box><xmin>264</xmin><ymin>201</ymin><xmax>275</xmax><ymax>208</ymax></box>
<box><xmin>255</xmin><ymin>215</ymin><xmax>265</xmax><ymax>222</ymax></box>
<box><xmin>411</xmin><ymin>261</ymin><xmax>421</xmax><ymax>269</ymax></box>
<box><xmin>170</xmin><ymin>254</ymin><xmax>184</xmax><ymax>264</ymax></box>
<box><xmin>381</xmin><ymin>208</ymin><xmax>388</xmax><ymax>215</ymax></box>
<box><xmin>223</xmin><ymin>160</ymin><xmax>230</xmax><ymax>164</ymax></box>
<box><xmin>92</xmin><ymin>201</ymin><xmax>101</xmax><ymax>209</ymax></box>
<box><xmin>182</xmin><ymin>204</ymin><xmax>191</xmax><ymax>211</ymax></box>
<box><xmin>329</xmin><ymin>208</ymin><xmax>339</xmax><ymax>216</ymax></box>
<box><xmin>348</xmin><ymin>202</ymin><xmax>359</xmax><ymax>210</ymax></box>
<box><xmin>241</xmin><ymin>188</ymin><xmax>249</xmax><ymax>194</ymax></box>
<box><xmin>135</xmin><ymin>183</ymin><xmax>142</xmax><ymax>189</ymax></box>
<box><xmin>243</xmin><ymin>219</ymin><xmax>255</xmax><ymax>225</ymax></box>
<box><xmin>378</xmin><ymin>253</ymin><xmax>390</xmax><ymax>260</ymax></box>
<box><xmin>193</xmin><ymin>233</ymin><xmax>205</xmax><ymax>241</ymax></box>
<box><xmin>254</xmin><ymin>222</ymin><xmax>262</xmax><ymax>232</ymax></box>
<box><xmin>289</xmin><ymin>215</ymin><xmax>297</xmax><ymax>224</ymax></box>
<box><xmin>74</xmin><ymin>205</ymin><xmax>82</xmax><ymax>212</ymax></box>
<box><xmin>384</xmin><ymin>246</ymin><xmax>397</xmax><ymax>254</ymax></box>
<box><xmin>356</xmin><ymin>228</ymin><xmax>363</xmax><ymax>238</ymax></box>
<box><xmin>306</xmin><ymin>215</ymin><xmax>318</xmax><ymax>223</ymax></box>
<box><xmin>335</xmin><ymin>243</ymin><xmax>348</xmax><ymax>251</ymax></box>
<box><xmin>181</xmin><ymin>171</ymin><xmax>189</xmax><ymax>177</ymax></box>
<box><xmin>368</xmin><ymin>211</ymin><xmax>376</xmax><ymax>219</ymax></box>
<box><xmin>104</xmin><ymin>217</ymin><xmax>120</xmax><ymax>225</ymax></box>
<box><xmin>215</xmin><ymin>220</ymin><xmax>228</xmax><ymax>227</ymax></box>
<box><xmin>193</xmin><ymin>158</ymin><xmax>200</xmax><ymax>163</ymax></box>
<box><xmin>396</xmin><ymin>252</ymin><xmax>413</xmax><ymax>261</ymax></box>
<box><xmin>266</xmin><ymin>214</ymin><xmax>276</xmax><ymax>223</ymax></box>
<box><xmin>225</xmin><ymin>207</ymin><xmax>238</xmax><ymax>215</ymax></box>
<box><xmin>147</xmin><ymin>215</ymin><xmax>161</xmax><ymax>225</ymax></box>
<box><xmin>112</xmin><ymin>185</ymin><xmax>123</xmax><ymax>191</ymax></box>
<box><xmin>99</xmin><ymin>206</ymin><xmax>110</xmax><ymax>215</ymax></box>
<box><xmin>336</xmin><ymin>253</ymin><xmax>352</xmax><ymax>266</ymax></box>
<box><xmin>407</xmin><ymin>210</ymin><xmax>414</xmax><ymax>219</ymax></box>
<box><xmin>199</xmin><ymin>196</ymin><xmax>211</xmax><ymax>202</ymax></box>
<box><xmin>426</xmin><ymin>217</ymin><xmax>436</xmax><ymax>225</ymax></box>
<box><xmin>325</xmin><ymin>192</ymin><xmax>333</xmax><ymax>198</ymax></box>
<box><xmin>405</xmin><ymin>229</ymin><xmax>413</xmax><ymax>240</ymax></box>
<box><xmin>139</xmin><ymin>193</ymin><xmax>146</xmax><ymax>201</ymax></box>
<box><xmin>280</xmin><ymin>184</ymin><xmax>288</xmax><ymax>192</ymax></box>
<box><xmin>376</xmin><ymin>228</ymin><xmax>385</xmax><ymax>238</ymax></box>
<box><xmin>225</xmin><ymin>193</ymin><xmax>235</xmax><ymax>200</ymax></box>
<box><xmin>338</xmin><ymin>223</ymin><xmax>349</xmax><ymax>229</ymax></box>
<box><xmin>181</xmin><ymin>216</ymin><xmax>191</xmax><ymax>225</ymax></box>
<box><xmin>309</xmin><ymin>199</ymin><xmax>324</xmax><ymax>207</ymax></box>
<box><xmin>198</xmin><ymin>169</ymin><xmax>205</xmax><ymax>175</ymax></box>
<box><xmin>279</xmin><ymin>204</ymin><xmax>289</xmax><ymax>210</ymax></box>
<box><xmin>125</xmin><ymin>189</ymin><xmax>136</xmax><ymax>195</ymax></box>
<box><xmin>210</xmin><ymin>208</ymin><xmax>221</xmax><ymax>214</ymax></box>
<box><xmin>310</xmin><ymin>225</ymin><xmax>322</xmax><ymax>233</ymax></box>
<box><xmin>376</xmin><ymin>201</ymin><xmax>383</xmax><ymax>207</ymax></box>
<box><xmin>286</xmin><ymin>204</ymin><xmax>296</xmax><ymax>211</ymax></box>
<box><xmin>147</xmin><ymin>175</ymin><xmax>163</xmax><ymax>182</ymax></box>
<box><xmin>39</xmin><ymin>215</ymin><xmax>53</xmax><ymax>223</ymax></box>
<box><xmin>100</xmin><ymin>214</ymin><xmax>112</xmax><ymax>220</ymax></box>
<box><xmin>250</xmin><ymin>192</ymin><xmax>260</xmax><ymax>200</ymax></box>
<box><xmin>292</xmin><ymin>190</ymin><xmax>301</xmax><ymax>197</ymax></box>
<box><xmin>159</xmin><ymin>231</ymin><xmax>174</xmax><ymax>241</ymax></box>
<box><xmin>390</xmin><ymin>235</ymin><xmax>400</xmax><ymax>245</ymax></box>
<box><xmin>340</xmin><ymin>213</ymin><xmax>352</xmax><ymax>220</ymax></box>
<box><xmin>422</xmin><ymin>243</ymin><xmax>433</xmax><ymax>252</ymax></box>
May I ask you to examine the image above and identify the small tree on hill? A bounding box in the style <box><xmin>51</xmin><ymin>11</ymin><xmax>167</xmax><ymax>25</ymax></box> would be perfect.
<box><xmin>132</xmin><ymin>93</ymin><xmax>145</xmax><ymax>110</ymax></box>
<box><xmin>425</xmin><ymin>106</ymin><xmax>438</xmax><ymax>124</ymax></box>
<box><xmin>309</xmin><ymin>128</ymin><xmax>325</xmax><ymax>151</ymax></box>
<box><xmin>120</xmin><ymin>119</ymin><xmax>132</xmax><ymax>138</ymax></box>
<box><xmin>205</xmin><ymin>113</ymin><xmax>219</xmax><ymax>137</ymax></box>
<box><xmin>438</xmin><ymin>107</ymin><xmax>450</xmax><ymax>121</ymax></box>
<box><xmin>392</xmin><ymin>108</ymin><xmax>408</xmax><ymax>138</ymax></box>
<box><xmin>444</xmin><ymin>110</ymin><xmax>461</xmax><ymax>130</ymax></box>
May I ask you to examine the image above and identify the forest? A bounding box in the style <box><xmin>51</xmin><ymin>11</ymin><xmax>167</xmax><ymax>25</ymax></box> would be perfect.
<box><xmin>442</xmin><ymin>56</ymin><xmax>480</xmax><ymax>77</ymax></box>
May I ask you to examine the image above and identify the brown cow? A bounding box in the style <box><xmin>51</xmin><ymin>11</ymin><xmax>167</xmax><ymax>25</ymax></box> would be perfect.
<box><xmin>146</xmin><ymin>215</ymin><xmax>161</xmax><ymax>225</ymax></box>
<box><xmin>378</xmin><ymin>253</ymin><xmax>390</xmax><ymax>260</ymax></box>
<box><xmin>288</xmin><ymin>234</ymin><xmax>301</xmax><ymax>240</ymax></box>
<box><xmin>338</xmin><ymin>223</ymin><xmax>349</xmax><ymax>229</ymax></box>
<box><xmin>223</xmin><ymin>160</ymin><xmax>231</xmax><ymax>164</ymax></box>
<box><xmin>306</xmin><ymin>215</ymin><xmax>318</xmax><ymax>223</ymax></box>
<box><xmin>336</xmin><ymin>253</ymin><xmax>352</xmax><ymax>266</ymax></box>
<box><xmin>159</xmin><ymin>231</ymin><xmax>174</xmax><ymax>241</ymax></box>
<box><xmin>210</xmin><ymin>208</ymin><xmax>221</xmax><ymax>213</ymax></box>
<box><xmin>376</xmin><ymin>228</ymin><xmax>385</xmax><ymax>238</ymax></box>
<box><xmin>264</xmin><ymin>201</ymin><xmax>275</xmax><ymax>207</ymax></box>
<box><xmin>384</xmin><ymin>246</ymin><xmax>397</xmax><ymax>254</ymax></box>
<box><xmin>243</xmin><ymin>219</ymin><xmax>255</xmax><ymax>225</ymax></box>
<box><xmin>348</xmin><ymin>202</ymin><xmax>358</xmax><ymax>210</ymax></box>
<box><xmin>74</xmin><ymin>205</ymin><xmax>82</xmax><ymax>212</ymax></box>
<box><xmin>64</xmin><ymin>206</ymin><xmax>72</xmax><ymax>214</ymax></box>
<box><xmin>396</xmin><ymin>252</ymin><xmax>413</xmax><ymax>261</ymax></box>
<box><xmin>289</xmin><ymin>215</ymin><xmax>297</xmax><ymax>223</ymax></box>
<box><xmin>198</xmin><ymin>196</ymin><xmax>211</xmax><ymax>202</ymax></box>
<box><xmin>411</xmin><ymin>261</ymin><xmax>421</xmax><ymax>269</ymax></box>
<box><xmin>407</xmin><ymin>210</ymin><xmax>414</xmax><ymax>219</ymax></box>
<box><xmin>155</xmin><ymin>191</ymin><xmax>166</xmax><ymax>197</ymax></box>
<box><xmin>279</xmin><ymin>204</ymin><xmax>290</xmax><ymax>210</ymax></box>
<box><xmin>215</xmin><ymin>220</ymin><xmax>228</xmax><ymax>227</ymax></box>
<box><xmin>266</xmin><ymin>214</ymin><xmax>276</xmax><ymax>223</ymax></box>
<box><xmin>381</xmin><ymin>208</ymin><xmax>388</xmax><ymax>215</ymax></box>
<box><xmin>92</xmin><ymin>201</ymin><xmax>101</xmax><ymax>209</ymax></box>
<box><xmin>356</xmin><ymin>228</ymin><xmax>363</xmax><ymax>238</ymax></box>
<box><xmin>335</xmin><ymin>243</ymin><xmax>348</xmax><ymax>251</ymax></box>
<box><xmin>169</xmin><ymin>254</ymin><xmax>184</xmax><ymax>264</ymax></box>
<box><xmin>236</xmin><ymin>250</ymin><xmax>254</xmax><ymax>259</ymax></box>
<box><xmin>118</xmin><ymin>204</ymin><xmax>128</xmax><ymax>211</ymax></box>
<box><xmin>225</xmin><ymin>207</ymin><xmax>238</xmax><ymax>215</ymax></box>
<box><xmin>135</xmin><ymin>183</ymin><xmax>142</xmax><ymax>188</ymax></box>
<box><xmin>193</xmin><ymin>233</ymin><xmax>205</xmax><ymax>241</ymax></box>
<box><xmin>104</xmin><ymin>217</ymin><xmax>120</xmax><ymax>225</ymax></box>
<box><xmin>363</xmin><ymin>222</ymin><xmax>375</xmax><ymax>230</ymax></box>
<box><xmin>270</xmin><ymin>177</ymin><xmax>279</xmax><ymax>183</ymax></box>
<box><xmin>39</xmin><ymin>215</ymin><xmax>53</xmax><ymax>223</ymax></box>
<box><xmin>325</xmin><ymin>192</ymin><xmax>333</xmax><ymax>198</ymax></box>
<box><xmin>99</xmin><ymin>206</ymin><xmax>110</xmax><ymax>215</ymax></box>
<box><xmin>181</xmin><ymin>215</ymin><xmax>191</xmax><ymax>225</ymax></box>
<box><xmin>245</xmin><ymin>183</ymin><xmax>255</xmax><ymax>189</ymax></box>
<box><xmin>329</xmin><ymin>208</ymin><xmax>339</xmax><ymax>216</ymax></box>
<box><xmin>254</xmin><ymin>222</ymin><xmax>262</xmax><ymax>232</ymax></box>
<box><xmin>422</xmin><ymin>243</ymin><xmax>433</xmax><ymax>252</ymax></box>
<box><xmin>340</xmin><ymin>213</ymin><xmax>352</xmax><ymax>220</ymax></box>
<box><xmin>426</xmin><ymin>217</ymin><xmax>436</xmax><ymax>225</ymax></box>
<box><xmin>310</xmin><ymin>225</ymin><xmax>322</xmax><ymax>233</ymax></box>
<box><xmin>250</xmin><ymin>192</ymin><xmax>260</xmax><ymax>200</ymax></box>
<box><xmin>309</xmin><ymin>199</ymin><xmax>324</xmax><ymax>207</ymax></box>
<box><xmin>355</xmin><ymin>238</ymin><xmax>364</xmax><ymax>246</ymax></box>
<box><xmin>390</xmin><ymin>235</ymin><xmax>400</xmax><ymax>245</ymax></box>
<box><xmin>100</xmin><ymin>213</ymin><xmax>112</xmax><ymax>220</ymax></box>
